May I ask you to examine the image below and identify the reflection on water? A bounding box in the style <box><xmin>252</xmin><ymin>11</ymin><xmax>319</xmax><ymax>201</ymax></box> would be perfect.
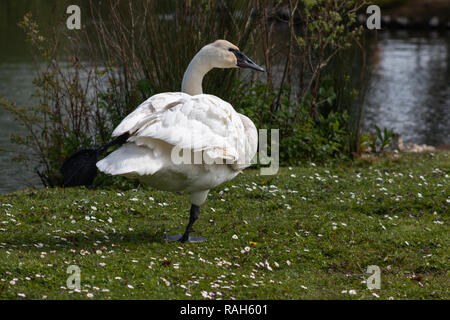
<box><xmin>0</xmin><ymin>63</ymin><xmax>40</xmax><ymax>193</ymax></box>
<box><xmin>363</xmin><ymin>30</ymin><xmax>450</xmax><ymax>146</ymax></box>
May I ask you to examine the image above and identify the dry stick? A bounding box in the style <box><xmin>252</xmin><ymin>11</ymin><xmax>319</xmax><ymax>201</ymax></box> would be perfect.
<box><xmin>275</xmin><ymin>53</ymin><xmax>290</xmax><ymax>112</ymax></box>
<box><xmin>109</xmin><ymin>0</ymin><xmax>131</xmax><ymax>97</ymax></box>
<box><xmin>287</xmin><ymin>1</ymin><xmax>297</xmax><ymax>107</ymax></box>
<box><xmin>261</xmin><ymin>4</ymin><xmax>272</xmax><ymax>91</ymax></box>
<box><xmin>129</xmin><ymin>2</ymin><xmax>139</xmax><ymax>77</ymax></box>
<box><xmin>21</xmin><ymin>111</ymin><xmax>51</xmax><ymax>186</ymax></box>
<box><xmin>80</xmin><ymin>34</ymin><xmax>102</xmax><ymax>142</ymax></box>
<box><xmin>90</xmin><ymin>3</ymin><xmax>127</xmax><ymax>122</ymax></box>
<box><xmin>292</xmin><ymin>13</ymin><xmax>307</xmax><ymax>122</ymax></box>
<box><xmin>298</xmin><ymin>12</ymin><xmax>307</xmax><ymax>102</ymax></box>
<box><xmin>146</xmin><ymin>14</ymin><xmax>164</xmax><ymax>90</ymax></box>
<box><xmin>259</xmin><ymin>4</ymin><xmax>276</xmax><ymax>113</ymax></box>
<box><xmin>275</xmin><ymin>0</ymin><xmax>298</xmax><ymax>111</ymax></box>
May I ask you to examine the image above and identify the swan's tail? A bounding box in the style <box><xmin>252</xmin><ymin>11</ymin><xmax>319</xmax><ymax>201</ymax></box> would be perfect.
<box><xmin>60</xmin><ymin>133</ymin><xmax>129</xmax><ymax>187</ymax></box>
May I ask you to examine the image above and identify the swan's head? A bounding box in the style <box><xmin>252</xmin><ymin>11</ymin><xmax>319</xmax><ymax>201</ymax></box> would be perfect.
<box><xmin>201</xmin><ymin>39</ymin><xmax>264</xmax><ymax>72</ymax></box>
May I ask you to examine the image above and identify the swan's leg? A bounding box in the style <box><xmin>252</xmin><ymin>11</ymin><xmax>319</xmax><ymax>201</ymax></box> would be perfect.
<box><xmin>165</xmin><ymin>204</ymin><xmax>207</xmax><ymax>243</ymax></box>
<box><xmin>165</xmin><ymin>191</ymin><xmax>209</xmax><ymax>243</ymax></box>
<box><xmin>179</xmin><ymin>204</ymin><xmax>200</xmax><ymax>243</ymax></box>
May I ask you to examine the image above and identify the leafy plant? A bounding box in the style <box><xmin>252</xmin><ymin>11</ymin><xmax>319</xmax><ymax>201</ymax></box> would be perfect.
<box><xmin>364</xmin><ymin>125</ymin><xmax>395</xmax><ymax>153</ymax></box>
<box><xmin>236</xmin><ymin>80</ymin><xmax>351</xmax><ymax>164</ymax></box>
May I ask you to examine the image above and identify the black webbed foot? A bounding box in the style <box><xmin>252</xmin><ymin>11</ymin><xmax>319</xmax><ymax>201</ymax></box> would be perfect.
<box><xmin>164</xmin><ymin>204</ymin><xmax>207</xmax><ymax>243</ymax></box>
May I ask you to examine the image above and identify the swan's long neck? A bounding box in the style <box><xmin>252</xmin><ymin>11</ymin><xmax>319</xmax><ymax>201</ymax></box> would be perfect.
<box><xmin>181</xmin><ymin>49</ymin><xmax>213</xmax><ymax>96</ymax></box>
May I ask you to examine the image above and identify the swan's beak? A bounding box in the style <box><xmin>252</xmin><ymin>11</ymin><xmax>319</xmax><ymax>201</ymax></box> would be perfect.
<box><xmin>230</xmin><ymin>49</ymin><xmax>265</xmax><ymax>72</ymax></box>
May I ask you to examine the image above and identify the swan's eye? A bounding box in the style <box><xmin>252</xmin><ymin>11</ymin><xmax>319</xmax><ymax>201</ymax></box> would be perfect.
<box><xmin>229</xmin><ymin>48</ymin><xmax>244</xmax><ymax>60</ymax></box>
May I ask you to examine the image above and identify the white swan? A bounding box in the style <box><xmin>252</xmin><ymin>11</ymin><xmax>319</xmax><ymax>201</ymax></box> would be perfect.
<box><xmin>96</xmin><ymin>40</ymin><xmax>263</xmax><ymax>242</ymax></box>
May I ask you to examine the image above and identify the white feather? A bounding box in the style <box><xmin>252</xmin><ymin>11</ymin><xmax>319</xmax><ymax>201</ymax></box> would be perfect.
<box><xmin>96</xmin><ymin>40</ymin><xmax>259</xmax><ymax>206</ymax></box>
<box><xmin>97</xmin><ymin>93</ymin><xmax>257</xmax><ymax>200</ymax></box>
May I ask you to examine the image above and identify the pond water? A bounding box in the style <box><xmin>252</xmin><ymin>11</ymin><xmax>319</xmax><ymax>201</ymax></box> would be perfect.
<box><xmin>0</xmin><ymin>3</ymin><xmax>449</xmax><ymax>194</ymax></box>
<box><xmin>362</xmin><ymin>30</ymin><xmax>450</xmax><ymax>147</ymax></box>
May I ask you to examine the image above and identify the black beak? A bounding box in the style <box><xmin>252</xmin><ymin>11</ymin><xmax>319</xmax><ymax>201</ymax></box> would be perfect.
<box><xmin>229</xmin><ymin>48</ymin><xmax>265</xmax><ymax>72</ymax></box>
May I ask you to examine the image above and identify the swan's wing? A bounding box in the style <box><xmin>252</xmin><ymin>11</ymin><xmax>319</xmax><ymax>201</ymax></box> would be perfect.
<box><xmin>133</xmin><ymin>94</ymin><xmax>244</xmax><ymax>161</ymax></box>
<box><xmin>112</xmin><ymin>92</ymin><xmax>191</xmax><ymax>137</ymax></box>
<box><xmin>235</xmin><ymin>113</ymin><xmax>258</xmax><ymax>170</ymax></box>
<box><xmin>118</xmin><ymin>94</ymin><xmax>248</xmax><ymax>163</ymax></box>
<box><xmin>109</xmin><ymin>93</ymin><xmax>256</xmax><ymax>169</ymax></box>
<box><xmin>96</xmin><ymin>141</ymin><xmax>167</xmax><ymax>176</ymax></box>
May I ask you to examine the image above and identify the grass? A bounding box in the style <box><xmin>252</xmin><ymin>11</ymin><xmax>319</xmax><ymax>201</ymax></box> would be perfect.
<box><xmin>0</xmin><ymin>152</ymin><xmax>448</xmax><ymax>300</ymax></box>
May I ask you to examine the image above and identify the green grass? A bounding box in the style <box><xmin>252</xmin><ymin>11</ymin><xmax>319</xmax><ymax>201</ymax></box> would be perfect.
<box><xmin>0</xmin><ymin>152</ymin><xmax>448</xmax><ymax>300</ymax></box>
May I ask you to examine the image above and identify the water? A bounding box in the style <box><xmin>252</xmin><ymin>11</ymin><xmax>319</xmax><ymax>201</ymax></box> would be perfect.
<box><xmin>362</xmin><ymin>30</ymin><xmax>450</xmax><ymax>146</ymax></box>
<box><xmin>0</xmin><ymin>62</ymin><xmax>40</xmax><ymax>193</ymax></box>
<box><xmin>0</xmin><ymin>1</ymin><xmax>40</xmax><ymax>193</ymax></box>
<box><xmin>1</xmin><ymin>3</ymin><xmax>449</xmax><ymax>194</ymax></box>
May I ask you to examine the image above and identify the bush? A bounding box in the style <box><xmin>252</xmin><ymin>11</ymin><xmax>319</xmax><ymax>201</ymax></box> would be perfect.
<box><xmin>236</xmin><ymin>80</ymin><xmax>351</xmax><ymax>164</ymax></box>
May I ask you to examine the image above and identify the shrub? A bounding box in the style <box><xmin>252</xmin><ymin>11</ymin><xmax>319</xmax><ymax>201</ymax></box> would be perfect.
<box><xmin>236</xmin><ymin>80</ymin><xmax>350</xmax><ymax>164</ymax></box>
